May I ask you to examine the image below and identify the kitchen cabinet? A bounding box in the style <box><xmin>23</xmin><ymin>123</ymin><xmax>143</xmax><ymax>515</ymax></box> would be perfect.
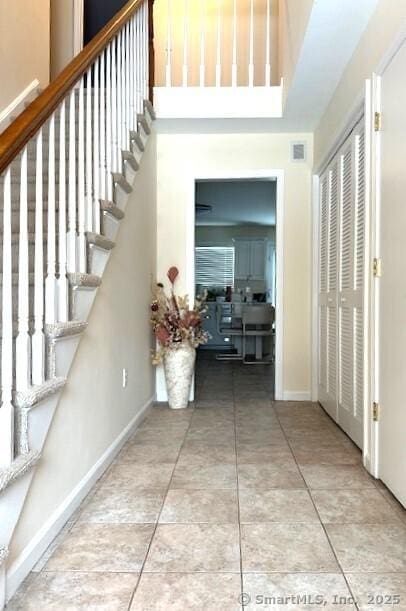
<box><xmin>235</xmin><ymin>239</ymin><xmax>266</xmax><ymax>281</ymax></box>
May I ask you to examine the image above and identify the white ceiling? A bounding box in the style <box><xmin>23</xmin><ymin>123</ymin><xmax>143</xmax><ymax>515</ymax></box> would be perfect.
<box><xmin>195</xmin><ymin>180</ymin><xmax>276</xmax><ymax>226</ymax></box>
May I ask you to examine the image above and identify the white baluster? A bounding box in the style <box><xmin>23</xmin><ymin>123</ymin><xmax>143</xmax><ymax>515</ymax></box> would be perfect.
<box><xmin>32</xmin><ymin>129</ymin><xmax>45</xmax><ymax>384</ymax></box>
<box><xmin>125</xmin><ymin>23</ymin><xmax>131</xmax><ymax>147</ymax></box>
<box><xmin>137</xmin><ymin>10</ymin><xmax>142</xmax><ymax>111</ymax></box>
<box><xmin>265</xmin><ymin>0</ymin><xmax>271</xmax><ymax>86</ymax></box>
<box><xmin>57</xmin><ymin>102</ymin><xmax>69</xmax><ymax>322</ymax></box>
<box><xmin>141</xmin><ymin>3</ymin><xmax>146</xmax><ymax>101</ymax></box>
<box><xmin>78</xmin><ymin>78</ymin><xmax>87</xmax><ymax>273</ymax></box>
<box><xmin>145</xmin><ymin>2</ymin><xmax>149</xmax><ymax>99</ymax></box>
<box><xmin>130</xmin><ymin>17</ymin><xmax>135</xmax><ymax>131</ymax></box>
<box><xmin>45</xmin><ymin>115</ymin><xmax>57</xmax><ymax>324</ymax></box>
<box><xmin>67</xmin><ymin>89</ymin><xmax>77</xmax><ymax>272</ymax></box>
<box><xmin>93</xmin><ymin>58</ymin><xmax>101</xmax><ymax>234</ymax></box>
<box><xmin>166</xmin><ymin>0</ymin><xmax>172</xmax><ymax>87</ymax></box>
<box><xmin>100</xmin><ymin>51</ymin><xmax>107</xmax><ymax>201</ymax></box>
<box><xmin>111</xmin><ymin>37</ymin><xmax>118</xmax><ymax>172</ymax></box>
<box><xmin>117</xmin><ymin>33</ymin><xmax>123</xmax><ymax>168</ymax></box>
<box><xmin>200</xmin><ymin>0</ymin><xmax>205</xmax><ymax>87</ymax></box>
<box><xmin>248</xmin><ymin>0</ymin><xmax>254</xmax><ymax>87</ymax></box>
<box><xmin>232</xmin><ymin>0</ymin><xmax>237</xmax><ymax>87</ymax></box>
<box><xmin>216</xmin><ymin>0</ymin><xmax>221</xmax><ymax>87</ymax></box>
<box><xmin>106</xmin><ymin>44</ymin><xmax>113</xmax><ymax>200</ymax></box>
<box><xmin>86</xmin><ymin>68</ymin><xmax>93</xmax><ymax>233</ymax></box>
<box><xmin>182</xmin><ymin>0</ymin><xmax>188</xmax><ymax>87</ymax></box>
<box><xmin>0</xmin><ymin>167</ymin><xmax>14</xmax><ymax>466</ymax></box>
<box><xmin>16</xmin><ymin>147</ymin><xmax>31</xmax><ymax>390</ymax></box>
<box><xmin>120</xmin><ymin>29</ymin><xmax>126</xmax><ymax>154</ymax></box>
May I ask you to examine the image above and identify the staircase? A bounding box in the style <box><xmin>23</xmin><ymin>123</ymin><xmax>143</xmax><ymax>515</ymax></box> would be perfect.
<box><xmin>0</xmin><ymin>0</ymin><xmax>153</xmax><ymax>606</ymax></box>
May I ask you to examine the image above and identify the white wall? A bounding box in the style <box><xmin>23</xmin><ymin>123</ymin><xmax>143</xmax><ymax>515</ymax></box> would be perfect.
<box><xmin>50</xmin><ymin>0</ymin><xmax>76</xmax><ymax>79</ymax></box>
<box><xmin>0</xmin><ymin>0</ymin><xmax>50</xmax><ymax>113</ymax></box>
<box><xmin>314</xmin><ymin>0</ymin><xmax>406</xmax><ymax>167</ymax></box>
<box><xmin>9</xmin><ymin>135</ymin><xmax>157</xmax><ymax>566</ymax></box>
<box><xmin>156</xmin><ymin>130</ymin><xmax>313</xmax><ymax>397</ymax></box>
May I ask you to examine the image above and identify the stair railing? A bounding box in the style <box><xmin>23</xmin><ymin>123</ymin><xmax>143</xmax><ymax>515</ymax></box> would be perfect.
<box><xmin>0</xmin><ymin>0</ymin><xmax>153</xmax><ymax>467</ymax></box>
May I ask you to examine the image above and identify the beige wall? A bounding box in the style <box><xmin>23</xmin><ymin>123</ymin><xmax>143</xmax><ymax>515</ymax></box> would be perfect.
<box><xmin>50</xmin><ymin>0</ymin><xmax>75</xmax><ymax>79</ymax></box>
<box><xmin>157</xmin><ymin>130</ymin><xmax>313</xmax><ymax>395</ymax></box>
<box><xmin>314</xmin><ymin>0</ymin><xmax>406</xmax><ymax>167</ymax></box>
<box><xmin>154</xmin><ymin>0</ymin><xmax>280</xmax><ymax>87</ymax></box>
<box><xmin>9</xmin><ymin>134</ymin><xmax>157</xmax><ymax>565</ymax></box>
<box><xmin>0</xmin><ymin>0</ymin><xmax>50</xmax><ymax>113</ymax></box>
<box><xmin>278</xmin><ymin>0</ymin><xmax>314</xmax><ymax>104</ymax></box>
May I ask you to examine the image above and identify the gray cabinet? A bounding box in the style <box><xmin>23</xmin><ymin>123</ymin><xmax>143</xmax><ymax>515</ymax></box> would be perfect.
<box><xmin>235</xmin><ymin>239</ymin><xmax>266</xmax><ymax>281</ymax></box>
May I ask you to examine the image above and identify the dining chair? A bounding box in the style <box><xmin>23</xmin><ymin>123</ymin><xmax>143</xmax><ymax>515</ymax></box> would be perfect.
<box><xmin>242</xmin><ymin>304</ymin><xmax>274</xmax><ymax>364</ymax></box>
<box><xmin>215</xmin><ymin>303</ymin><xmax>243</xmax><ymax>360</ymax></box>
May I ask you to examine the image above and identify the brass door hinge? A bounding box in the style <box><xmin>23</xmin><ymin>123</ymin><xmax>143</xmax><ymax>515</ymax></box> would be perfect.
<box><xmin>374</xmin><ymin>111</ymin><xmax>382</xmax><ymax>132</ymax></box>
<box><xmin>373</xmin><ymin>257</ymin><xmax>382</xmax><ymax>278</ymax></box>
<box><xmin>372</xmin><ymin>402</ymin><xmax>380</xmax><ymax>422</ymax></box>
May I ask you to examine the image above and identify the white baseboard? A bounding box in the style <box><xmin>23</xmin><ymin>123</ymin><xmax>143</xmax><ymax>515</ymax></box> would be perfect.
<box><xmin>282</xmin><ymin>391</ymin><xmax>312</xmax><ymax>401</ymax></box>
<box><xmin>0</xmin><ymin>80</ymin><xmax>40</xmax><ymax>134</ymax></box>
<box><xmin>6</xmin><ymin>394</ymin><xmax>155</xmax><ymax>602</ymax></box>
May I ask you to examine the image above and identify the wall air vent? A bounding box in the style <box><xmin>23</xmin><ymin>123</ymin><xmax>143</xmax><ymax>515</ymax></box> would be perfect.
<box><xmin>291</xmin><ymin>141</ymin><xmax>307</xmax><ymax>162</ymax></box>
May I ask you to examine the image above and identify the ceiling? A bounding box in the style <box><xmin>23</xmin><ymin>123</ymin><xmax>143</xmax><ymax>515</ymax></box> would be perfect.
<box><xmin>195</xmin><ymin>180</ymin><xmax>276</xmax><ymax>226</ymax></box>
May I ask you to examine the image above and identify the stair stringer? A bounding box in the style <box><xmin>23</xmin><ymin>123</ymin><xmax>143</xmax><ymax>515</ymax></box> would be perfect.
<box><xmin>0</xmin><ymin>102</ymin><xmax>155</xmax><ymax>609</ymax></box>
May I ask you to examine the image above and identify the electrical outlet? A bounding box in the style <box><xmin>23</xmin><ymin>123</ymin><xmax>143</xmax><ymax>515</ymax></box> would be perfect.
<box><xmin>122</xmin><ymin>368</ymin><xmax>128</xmax><ymax>388</ymax></box>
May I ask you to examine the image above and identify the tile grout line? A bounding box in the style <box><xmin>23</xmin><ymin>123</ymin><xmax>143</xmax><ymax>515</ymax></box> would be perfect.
<box><xmin>273</xmin><ymin>403</ymin><xmax>361</xmax><ymax>610</ymax></box>
<box><xmin>126</xmin><ymin>408</ymin><xmax>196</xmax><ymax>611</ymax></box>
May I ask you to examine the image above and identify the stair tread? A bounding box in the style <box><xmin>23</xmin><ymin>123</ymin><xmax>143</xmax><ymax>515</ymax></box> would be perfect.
<box><xmin>144</xmin><ymin>99</ymin><xmax>156</xmax><ymax>121</ymax></box>
<box><xmin>122</xmin><ymin>150</ymin><xmax>139</xmax><ymax>171</ymax></box>
<box><xmin>130</xmin><ymin>130</ymin><xmax>145</xmax><ymax>152</ymax></box>
<box><xmin>68</xmin><ymin>272</ymin><xmax>102</xmax><ymax>288</ymax></box>
<box><xmin>0</xmin><ymin>450</ymin><xmax>40</xmax><ymax>494</ymax></box>
<box><xmin>86</xmin><ymin>232</ymin><xmax>115</xmax><ymax>251</ymax></box>
<box><xmin>14</xmin><ymin>377</ymin><xmax>66</xmax><ymax>409</ymax></box>
<box><xmin>45</xmin><ymin>320</ymin><xmax>88</xmax><ymax>339</ymax></box>
<box><xmin>137</xmin><ymin>113</ymin><xmax>151</xmax><ymax>136</ymax></box>
<box><xmin>112</xmin><ymin>173</ymin><xmax>132</xmax><ymax>194</ymax></box>
<box><xmin>100</xmin><ymin>200</ymin><xmax>125</xmax><ymax>220</ymax></box>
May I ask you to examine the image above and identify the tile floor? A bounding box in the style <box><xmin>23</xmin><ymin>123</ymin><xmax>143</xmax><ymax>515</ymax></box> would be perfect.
<box><xmin>7</xmin><ymin>353</ymin><xmax>406</xmax><ymax>610</ymax></box>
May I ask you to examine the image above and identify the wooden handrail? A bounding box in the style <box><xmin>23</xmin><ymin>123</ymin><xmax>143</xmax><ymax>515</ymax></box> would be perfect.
<box><xmin>0</xmin><ymin>0</ymin><xmax>147</xmax><ymax>175</ymax></box>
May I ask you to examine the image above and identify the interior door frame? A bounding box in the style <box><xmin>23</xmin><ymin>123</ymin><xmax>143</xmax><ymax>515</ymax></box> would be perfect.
<box><xmin>73</xmin><ymin>0</ymin><xmax>85</xmax><ymax>56</ymax></box>
<box><xmin>189</xmin><ymin>169</ymin><xmax>285</xmax><ymax>401</ymax></box>
<box><xmin>369</xmin><ymin>26</ymin><xmax>406</xmax><ymax>478</ymax></box>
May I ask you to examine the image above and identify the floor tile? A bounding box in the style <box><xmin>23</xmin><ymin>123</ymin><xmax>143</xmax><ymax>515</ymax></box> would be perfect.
<box><xmin>130</xmin><ymin>572</ymin><xmax>242</xmax><ymax>610</ymax></box>
<box><xmin>44</xmin><ymin>523</ymin><xmax>154</xmax><ymax>572</ymax></box>
<box><xmin>242</xmin><ymin>573</ymin><xmax>356</xmax><ymax>610</ymax></box>
<box><xmin>345</xmin><ymin>573</ymin><xmax>406</xmax><ymax>611</ymax></box>
<box><xmin>117</xmin><ymin>442</ymin><xmax>181</xmax><ymax>464</ymax></box>
<box><xmin>100</xmin><ymin>462</ymin><xmax>175</xmax><ymax>490</ymax></box>
<box><xmin>311</xmin><ymin>489</ymin><xmax>402</xmax><ymax>524</ymax></box>
<box><xmin>160</xmin><ymin>489</ymin><xmax>239</xmax><ymax>523</ymax></box>
<box><xmin>171</xmin><ymin>463</ymin><xmax>237</xmax><ymax>489</ymax></box>
<box><xmin>78</xmin><ymin>487</ymin><xmax>165</xmax><ymax>524</ymax></box>
<box><xmin>326</xmin><ymin>524</ymin><xmax>406</xmax><ymax>572</ymax></box>
<box><xmin>236</xmin><ymin>444</ymin><xmax>294</xmax><ymax>465</ymax></box>
<box><xmin>144</xmin><ymin>524</ymin><xmax>240</xmax><ymax>572</ymax></box>
<box><xmin>299</xmin><ymin>464</ymin><xmax>375</xmax><ymax>489</ymax></box>
<box><xmin>292</xmin><ymin>444</ymin><xmax>362</xmax><ymax>466</ymax></box>
<box><xmin>239</xmin><ymin>489</ymin><xmax>319</xmax><ymax>523</ymax></box>
<box><xmin>238</xmin><ymin>463</ymin><xmax>305</xmax><ymax>489</ymax></box>
<box><xmin>177</xmin><ymin>443</ymin><xmax>236</xmax><ymax>466</ymax></box>
<box><xmin>241</xmin><ymin>523</ymin><xmax>339</xmax><ymax>572</ymax></box>
<box><xmin>6</xmin><ymin>572</ymin><xmax>139</xmax><ymax>611</ymax></box>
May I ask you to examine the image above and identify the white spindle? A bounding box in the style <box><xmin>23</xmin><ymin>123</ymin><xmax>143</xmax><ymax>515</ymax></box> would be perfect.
<box><xmin>119</xmin><ymin>30</ymin><xmax>125</xmax><ymax>154</ymax></box>
<box><xmin>232</xmin><ymin>0</ymin><xmax>237</xmax><ymax>87</ymax></box>
<box><xmin>16</xmin><ymin>147</ymin><xmax>31</xmax><ymax>390</ymax></box>
<box><xmin>125</xmin><ymin>23</ymin><xmax>131</xmax><ymax>147</ymax></box>
<box><xmin>166</xmin><ymin>0</ymin><xmax>172</xmax><ymax>87</ymax></box>
<box><xmin>117</xmin><ymin>34</ymin><xmax>123</xmax><ymax>167</ymax></box>
<box><xmin>137</xmin><ymin>10</ymin><xmax>142</xmax><ymax>111</ymax></box>
<box><xmin>130</xmin><ymin>17</ymin><xmax>135</xmax><ymax>131</ymax></box>
<box><xmin>93</xmin><ymin>58</ymin><xmax>101</xmax><ymax>233</ymax></box>
<box><xmin>145</xmin><ymin>2</ymin><xmax>149</xmax><ymax>98</ymax></box>
<box><xmin>86</xmin><ymin>68</ymin><xmax>93</xmax><ymax>232</ymax></box>
<box><xmin>142</xmin><ymin>2</ymin><xmax>147</xmax><ymax>101</ymax></box>
<box><xmin>249</xmin><ymin>0</ymin><xmax>254</xmax><ymax>87</ymax></box>
<box><xmin>78</xmin><ymin>78</ymin><xmax>87</xmax><ymax>273</ymax></box>
<box><xmin>67</xmin><ymin>89</ymin><xmax>77</xmax><ymax>272</ymax></box>
<box><xmin>100</xmin><ymin>51</ymin><xmax>107</xmax><ymax>201</ymax></box>
<box><xmin>199</xmin><ymin>0</ymin><xmax>205</xmax><ymax>87</ymax></box>
<box><xmin>182</xmin><ymin>0</ymin><xmax>188</xmax><ymax>87</ymax></box>
<box><xmin>265</xmin><ymin>0</ymin><xmax>271</xmax><ymax>86</ymax></box>
<box><xmin>106</xmin><ymin>44</ymin><xmax>113</xmax><ymax>200</ymax></box>
<box><xmin>45</xmin><ymin>115</ymin><xmax>57</xmax><ymax>324</ymax></box>
<box><xmin>57</xmin><ymin>102</ymin><xmax>68</xmax><ymax>322</ymax></box>
<box><xmin>111</xmin><ymin>38</ymin><xmax>118</xmax><ymax>172</ymax></box>
<box><xmin>0</xmin><ymin>167</ymin><xmax>14</xmax><ymax>466</ymax></box>
<box><xmin>32</xmin><ymin>129</ymin><xmax>45</xmax><ymax>384</ymax></box>
<box><xmin>216</xmin><ymin>0</ymin><xmax>221</xmax><ymax>87</ymax></box>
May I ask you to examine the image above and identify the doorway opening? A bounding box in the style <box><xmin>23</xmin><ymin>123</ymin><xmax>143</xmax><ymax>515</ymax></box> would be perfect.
<box><xmin>194</xmin><ymin>178</ymin><xmax>278</xmax><ymax>400</ymax></box>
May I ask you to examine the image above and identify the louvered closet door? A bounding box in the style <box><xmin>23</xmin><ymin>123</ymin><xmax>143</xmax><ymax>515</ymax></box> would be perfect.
<box><xmin>318</xmin><ymin>162</ymin><xmax>339</xmax><ymax>421</ymax></box>
<box><xmin>337</xmin><ymin>120</ymin><xmax>365</xmax><ymax>448</ymax></box>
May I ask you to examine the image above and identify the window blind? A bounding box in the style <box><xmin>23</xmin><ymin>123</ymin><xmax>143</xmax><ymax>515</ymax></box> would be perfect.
<box><xmin>195</xmin><ymin>247</ymin><xmax>235</xmax><ymax>288</ymax></box>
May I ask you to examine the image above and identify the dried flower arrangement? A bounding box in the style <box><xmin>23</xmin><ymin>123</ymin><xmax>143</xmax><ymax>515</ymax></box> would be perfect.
<box><xmin>150</xmin><ymin>266</ymin><xmax>209</xmax><ymax>364</ymax></box>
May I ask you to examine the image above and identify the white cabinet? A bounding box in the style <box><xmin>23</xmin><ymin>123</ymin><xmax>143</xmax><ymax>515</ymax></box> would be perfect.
<box><xmin>235</xmin><ymin>239</ymin><xmax>266</xmax><ymax>281</ymax></box>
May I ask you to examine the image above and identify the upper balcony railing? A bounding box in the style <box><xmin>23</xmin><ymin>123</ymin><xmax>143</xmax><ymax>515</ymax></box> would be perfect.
<box><xmin>152</xmin><ymin>0</ymin><xmax>283</xmax><ymax>119</ymax></box>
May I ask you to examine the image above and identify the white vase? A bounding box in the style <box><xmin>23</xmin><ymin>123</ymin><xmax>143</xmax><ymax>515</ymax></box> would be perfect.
<box><xmin>163</xmin><ymin>343</ymin><xmax>196</xmax><ymax>409</ymax></box>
